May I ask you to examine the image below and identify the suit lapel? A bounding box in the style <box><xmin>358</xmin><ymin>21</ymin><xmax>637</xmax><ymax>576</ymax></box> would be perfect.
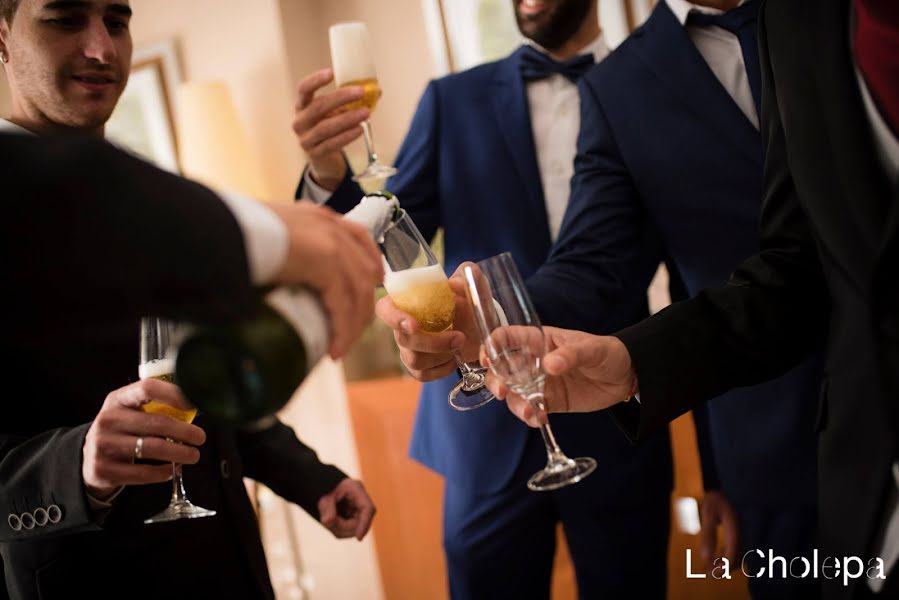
<box><xmin>489</xmin><ymin>49</ymin><xmax>551</xmax><ymax>243</ymax></box>
<box><xmin>630</xmin><ymin>2</ymin><xmax>762</xmax><ymax>167</ymax></box>
<box><xmin>812</xmin><ymin>0</ymin><xmax>892</xmax><ymax>258</ymax></box>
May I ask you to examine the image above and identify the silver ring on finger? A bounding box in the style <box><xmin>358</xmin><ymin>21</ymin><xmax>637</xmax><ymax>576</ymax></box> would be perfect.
<box><xmin>134</xmin><ymin>436</ymin><xmax>144</xmax><ymax>460</ymax></box>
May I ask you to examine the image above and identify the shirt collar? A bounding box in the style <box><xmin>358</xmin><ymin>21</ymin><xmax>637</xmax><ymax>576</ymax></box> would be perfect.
<box><xmin>0</xmin><ymin>118</ymin><xmax>35</xmax><ymax>135</ymax></box>
<box><xmin>665</xmin><ymin>0</ymin><xmax>748</xmax><ymax>27</ymax></box>
<box><xmin>525</xmin><ymin>32</ymin><xmax>609</xmax><ymax>65</ymax></box>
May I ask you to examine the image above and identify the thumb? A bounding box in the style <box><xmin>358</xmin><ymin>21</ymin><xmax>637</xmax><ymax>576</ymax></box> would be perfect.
<box><xmin>318</xmin><ymin>494</ymin><xmax>337</xmax><ymax>527</ymax></box>
<box><xmin>543</xmin><ymin>338</ymin><xmax>604</xmax><ymax>375</ymax></box>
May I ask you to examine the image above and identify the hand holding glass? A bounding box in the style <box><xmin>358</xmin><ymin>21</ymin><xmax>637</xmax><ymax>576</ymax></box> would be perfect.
<box><xmin>463</xmin><ymin>253</ymin><xmax>596</xmax><ymax>491</ymax></box>
<box><xmin>139</xmin><ymin>316</ymin><xmax>216</xmax><ymax>524</ymax></box>
<box><xmin>330</xmin><ymin>22</ymin><xmax>396</xmax><ymax>182</ymax></box>
<box><xmin>380</xmin><ymin>210</ymin><xmax>494</xmax><ymax>410</ymax></box>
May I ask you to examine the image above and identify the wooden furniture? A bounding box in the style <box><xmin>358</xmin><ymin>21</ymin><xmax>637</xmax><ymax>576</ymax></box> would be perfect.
<box><xmin>347</xmin><ymin>377</ymin><xmax>750</xmax><ymax>599</ymax></box>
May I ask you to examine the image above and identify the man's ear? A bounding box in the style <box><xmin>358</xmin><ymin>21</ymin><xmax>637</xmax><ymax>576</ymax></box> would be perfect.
<box><xmin>0</xmin><ymin>19</ymin><xmax>10</xmax><ymax>60</ymax></box>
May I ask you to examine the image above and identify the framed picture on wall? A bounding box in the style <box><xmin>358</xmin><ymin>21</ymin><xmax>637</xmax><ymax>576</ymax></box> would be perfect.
<box><xmin>106</xmin><ymin>39</ymin><xmax>182</xmax><ymax>173</ymax></box>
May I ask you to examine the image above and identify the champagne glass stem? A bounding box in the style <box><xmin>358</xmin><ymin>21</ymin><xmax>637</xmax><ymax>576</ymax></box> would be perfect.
<box><xmin>171</xmin><ymin>462</ymin><xmax>189</xmax><ymax>504</ymax></box>
<box><xmin>525</xmin><ymin>391</ymin><xmax>571</xmax><ymax>466</ymax></box>
<box><xmin>168</xmin><ymin>436</ymin><xmax>190</xmax><ymax>504</ymax></box>
<box><xmin>361</xmin><ymin>120</ymin><xmax>380</xmax><ymax>166</ymax></box>
<box><xmin>452</xmin><ymin>350</ymin><xmax>486</xmax><ymax>391</ymax></box>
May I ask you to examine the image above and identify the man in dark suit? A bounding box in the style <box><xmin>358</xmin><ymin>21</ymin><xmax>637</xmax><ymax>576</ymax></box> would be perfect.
<box><xmin>0</xmin><ymin>1</ymin><xmax>381</xmax><ymax>598</ymax></box>
<box><xmin>292</xmin><ymin>1</ymin><xmax>674</xmax><ymax>597</ymax></box>
<box><xmin>497</xmin><ymin>1</ymin><xmax>899</xmax><ymax>599</ymax></box>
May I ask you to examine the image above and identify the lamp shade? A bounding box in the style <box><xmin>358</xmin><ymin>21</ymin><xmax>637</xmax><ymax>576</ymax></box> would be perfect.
<box><xmin>175</xmin><ymin>80</ymin><xmax>270</xmax><ymax>200</ymax></box>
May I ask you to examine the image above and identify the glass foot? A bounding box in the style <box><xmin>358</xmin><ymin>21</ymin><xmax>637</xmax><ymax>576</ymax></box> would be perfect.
<box><xmin>352</xmin><ymin>163</ymin><xmax>397</xmax><ymax>182</ymax></box>
<box><xmin>448</xmin><ymin>380</ymin><xmax>494</xmax><ymax>411</ymax></box>
<box><xmin>448</xmin><ymin>368</ymin><xmax>494</xmax><ymax>411</ymax></box>
<box><xmin>527</xmin><ymin>456</ymin><xmax>597</xmax><ymax>492</ymax></box>
<box><xmin>144</xmin><ymin>500</ymin><xmax>217</xmax><ymax>524</ymax></box>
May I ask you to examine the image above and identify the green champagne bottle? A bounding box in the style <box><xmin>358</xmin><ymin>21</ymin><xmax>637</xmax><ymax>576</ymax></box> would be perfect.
<box><xmin>175</xmin><ymin>192</ymin><xmax>400</xmax><ymax>425</ymax></box>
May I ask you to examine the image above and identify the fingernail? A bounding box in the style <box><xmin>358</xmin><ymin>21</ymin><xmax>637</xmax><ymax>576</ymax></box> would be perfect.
<box><xmin>400</xmin><ymin>320</ymin><xmax>412</xmax><ymax>335</ymax></box>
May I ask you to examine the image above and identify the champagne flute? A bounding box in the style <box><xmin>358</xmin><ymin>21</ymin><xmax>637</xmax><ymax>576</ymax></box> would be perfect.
<box><xmin>463</xmin><ymin>252</ymin><xmax>596</xmax><ymax>491</ymax></box>
<box><xmin>139</xmin><ymin>316</ymin><xmax>216</xmax><ymax>523</ymax></box>
<box><xmin>329</xmin><ymin>21</ymin><xmax>397</xmax><ymax>182</ymax></box>
<box><xmin>380</xmin><ymin>209</ymin><xmax>494</xmax><ymax>411</ymax></box>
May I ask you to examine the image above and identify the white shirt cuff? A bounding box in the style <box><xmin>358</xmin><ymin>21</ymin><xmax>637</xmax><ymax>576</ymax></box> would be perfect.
<box><xmin>303</xmin><ymin>169</ymin><xmax>335</xmax><ymax>205</ymax></box>
<box><xmin>216</xmin><ymin>191</ymin><xmax>289</xmax><ymax>286</ymax></box>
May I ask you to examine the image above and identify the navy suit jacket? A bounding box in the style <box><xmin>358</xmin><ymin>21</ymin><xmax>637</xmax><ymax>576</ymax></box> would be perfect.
<box><xmin>299</xmin><ymin>47</ymin><xmax>672</xmax><ymax>501</ymax></box>
<box><xmin>529</xmin><ymin>2</ymin><xmax>820</xmax><ymax>507</ymax></box>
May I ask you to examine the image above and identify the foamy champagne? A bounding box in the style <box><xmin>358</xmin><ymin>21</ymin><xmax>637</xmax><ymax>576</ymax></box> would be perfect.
<box><xmin>384</xmin><ymin>264</ymin><xmax>455</xmax><ymax>334</ymax></box>
<box><xmin>138</xmin><ymin>358</ymin><xmax>197</xmax><ymax>423</ymax></box>
<box><xmin>329</xmin><ymin>22</ymin><xmax>382</xmax><ymax>112</ymax></box>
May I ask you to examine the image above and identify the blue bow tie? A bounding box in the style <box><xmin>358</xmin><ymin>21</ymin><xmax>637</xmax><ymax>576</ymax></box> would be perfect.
<box><xmin>519</xmin><ymin>45</ymin><xmax>595</xmax><ymax>83</ymax></box>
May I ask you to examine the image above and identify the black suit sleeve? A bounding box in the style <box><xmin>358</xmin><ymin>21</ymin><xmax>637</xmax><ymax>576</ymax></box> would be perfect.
<box><xmin>0</xmin><ymin>425</ymin><xmax>100</xmax><ymax>542</ymax></box>
<box><xmin>236</xmin><ymin>420</ymin><xmax>347</xmax><ymax>520</ymax></box>
<box><xmin>295</xmin><ymin>158</ymin><xmax>365</xmax><ymax>215</ymax></box>
<box><xmin>3</xmin><ymin>134</ymin><xmax>257</xmax><ymax>325</ymax></box>
<box><xmin>609</xmin><ymin>5</ymin><xmax>830</xmax><ymax>440</ymax></box>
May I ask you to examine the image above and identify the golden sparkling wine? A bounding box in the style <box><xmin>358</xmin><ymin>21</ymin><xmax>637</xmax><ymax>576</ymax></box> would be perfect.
<box><xmin>384</xmin><ymin>264</ymin><xmax>455</xmax><ymax>333</ymax></box>
<box><xmin>339</xmin><ymin>78</ymin><xmax>381</xmax><ymax>112</ymax></box>
<box><xmin>138</xmin><ymin>358</ymin><xmax>197</xmax><ymax>424</ymax></box>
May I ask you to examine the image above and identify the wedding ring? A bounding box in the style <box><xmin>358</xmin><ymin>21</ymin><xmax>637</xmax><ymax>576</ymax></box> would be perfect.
<box><xmin>134</xmin><ymin>436</ymin><xmax>144</xmax><ymax>460</ymax></box>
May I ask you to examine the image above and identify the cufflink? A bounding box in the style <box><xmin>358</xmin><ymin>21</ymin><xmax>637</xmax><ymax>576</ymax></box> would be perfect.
<box><xmin>7</xmin><ymin>514</ymin><xmax>22</xmax><ymax>532</ymax></box>
<box><xmin>20</xmin><ymin>512</ymin><xmax>35</xmax><ymax>530</ymax></box>
<box><xmin>47</xmin><ymin>504</ymin><xmax>62</xmax><ymax>524</ymax></box>
<box><xmin>33</xmin><ymin>507</ymin><xmax>48</xmax><ymax>527</ymax></box>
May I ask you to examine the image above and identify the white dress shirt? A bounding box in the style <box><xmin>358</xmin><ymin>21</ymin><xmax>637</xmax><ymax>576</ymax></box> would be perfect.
<box><xmin>526</xmin><ymin>35</ymin><xmax>608</xmax><ymax>241</ymax></box>
<box><xmin>304</xmin><ymin>35</ymin><xmax>609</xmax><ymax>243</ymax></box>
<box><xmin>665</xmin><ymin>0</ymin><xmax>758</xmax><ymax>129</ymax></box>
<box><xmin>0</xmin><ymin>118</ymin><xmax>288</xmax><ymax>286</ymax></box>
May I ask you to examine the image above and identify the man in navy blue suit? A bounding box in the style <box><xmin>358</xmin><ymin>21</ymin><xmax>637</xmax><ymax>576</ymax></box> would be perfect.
<box><xmin>293</xmin><ymin>1</ymin><xmax>677</xmax><ymax>597</ymax></box>
<box><xmin>525</xmin><ymin>2</ymin><xmax>822</xmax><ymax>597</ymax></box>
<box><xmin>368</xmin><ymin>0</ymin><xmax>822</xmax><ymax>598</ymax></box>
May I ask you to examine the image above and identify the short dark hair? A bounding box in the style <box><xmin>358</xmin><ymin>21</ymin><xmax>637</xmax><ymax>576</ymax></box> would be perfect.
<box><xmin>0</xmin><ymin>0</ymin><xmax>19</xmax><ymax>22</ymax></box>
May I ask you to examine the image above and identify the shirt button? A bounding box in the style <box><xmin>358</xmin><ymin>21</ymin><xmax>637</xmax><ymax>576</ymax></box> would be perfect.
<box><xmin>220</xmin><ymin>459</ymin><xmax>231</xmax><ymax>479</ymax></box>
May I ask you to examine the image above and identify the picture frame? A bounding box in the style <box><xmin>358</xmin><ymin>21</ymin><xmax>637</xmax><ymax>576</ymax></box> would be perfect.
<box><xmin>106</xmin><ymin>39</ymin><xmax>182</xmax><ymax>173</ymax></box>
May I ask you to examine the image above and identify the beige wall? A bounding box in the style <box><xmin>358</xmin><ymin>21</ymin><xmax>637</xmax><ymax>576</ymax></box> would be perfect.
<box><xmin>130</xmin><ymin>0</ymin><xmax>302</xmax><ymax>202</ymax></box>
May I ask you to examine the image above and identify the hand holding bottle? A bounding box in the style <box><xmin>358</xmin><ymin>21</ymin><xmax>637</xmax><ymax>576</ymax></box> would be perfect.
<box><xmin>267</xmin><ymin>201</ymin><xmax>383</xmax><ymax>358</ymax></box>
